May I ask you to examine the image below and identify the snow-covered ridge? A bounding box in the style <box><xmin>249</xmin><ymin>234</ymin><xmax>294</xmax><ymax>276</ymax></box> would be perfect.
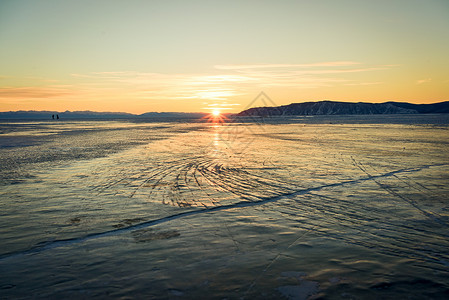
<box><xmin>238</xmin><ymin>100</ymin><xmax>449</xmax><ymax>116</ymax></box>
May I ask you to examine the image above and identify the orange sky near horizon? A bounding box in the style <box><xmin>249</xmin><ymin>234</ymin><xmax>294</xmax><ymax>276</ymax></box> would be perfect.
<box><xmin>1</xmin><ymin>0</ymin><xmax>448</xmax><ymax>114</ymax></box>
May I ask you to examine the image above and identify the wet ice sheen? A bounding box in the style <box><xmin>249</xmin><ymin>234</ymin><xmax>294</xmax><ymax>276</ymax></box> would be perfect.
<box><xmin>1</xmin><ymin>116</ymin><xmax>449</xmax><ymax>299</ymax></box>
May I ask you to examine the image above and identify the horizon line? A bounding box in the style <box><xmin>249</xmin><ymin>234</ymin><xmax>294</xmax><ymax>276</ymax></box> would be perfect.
<box><xmin>1</xmin><ymin>99</ymin><xmax>449</xmax><ymax>115</ymax></box>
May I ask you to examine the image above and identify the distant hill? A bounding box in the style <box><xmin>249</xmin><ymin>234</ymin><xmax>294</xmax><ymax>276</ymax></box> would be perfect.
<box><xmin>0</xmin><ymin>110</ymin><xmax>134</xmax><ymax>120</ymax></box>
<box><xmin>237</xmin><ymin>100</ymin><xmax>449</xmax><ymax>116</ymax></box>
<box><xmin>138</xmin><ymin>112</ymin><xmax>207</xmax><ymax>119</ymax></box>
<box><xmin>0</xmin><ymin>110</ymin><xmax>207</xmax><ymax>120</ymax></box>
<box><xmin>2</xmin><ymin>101</ymin><xmax>448</xmax><ymax>120</ymax></box>
<box><xmin>386</xmin><ymin>101</ymin><xmax>449</xmax><ymax>114</ymax></box>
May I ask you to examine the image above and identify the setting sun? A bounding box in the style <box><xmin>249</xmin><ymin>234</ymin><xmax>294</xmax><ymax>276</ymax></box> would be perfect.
<box><xmin>202</xmin><ymin>108</ymin><xmax>228</xmax><ymax>124</ymax></box>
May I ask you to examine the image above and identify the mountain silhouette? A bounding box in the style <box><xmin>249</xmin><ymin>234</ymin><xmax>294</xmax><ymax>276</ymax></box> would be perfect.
<box><xmin>237</xmin><ymin>100</ymin><xmax>449</xmax><ymax>116</ymax></box>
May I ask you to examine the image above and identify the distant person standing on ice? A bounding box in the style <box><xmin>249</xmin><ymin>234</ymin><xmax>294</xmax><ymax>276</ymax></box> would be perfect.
<box><xmin>56</xmin><ymin>114</ymin><xmax>59</xmax><ymax>120</ymax></box>
<box><xmin>52</xmin><ymin>114</ymin><xmax>54</xmax><ymax>119</ymax></box>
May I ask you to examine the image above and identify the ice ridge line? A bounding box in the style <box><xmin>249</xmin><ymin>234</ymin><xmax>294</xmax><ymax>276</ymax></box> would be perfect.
<box><xmin>0</xmin><ymin>163</ymin><xmax>446</xmax><ymax>261</ymax></box>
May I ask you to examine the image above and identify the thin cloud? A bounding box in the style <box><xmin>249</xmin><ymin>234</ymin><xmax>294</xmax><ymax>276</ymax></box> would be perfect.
<box><xmin>214</xmin><ymin>61</ymin><xmax>361</xmax><ymax>70</ymax></box>
<box><xmin>233</xmin><ymin>67</ymin><xmax>390</xmax><ymax>77</ymax></box>
<box><xmin>416</xmin><ymin>78</ymin><xmax>431</xmax><ymax>84</ymax></box>
<box><xmin>57</xmin><ymin>62</ymin><xmax>396</xmax><ymax>109</ymax></box>
<box><xmin>70</xmin><ymin>72</ymin><xmax>246</xmax><ymax>101</ymax></box>
<box><xmin>189</xmin><ymin>75</ymin><xmax>256</xmax><ymax>84</ymax></box>
<box><xmin>344</xmin><ymin>82</ymin><xmax>383</xmax><ymax>86</ymax></box>
<box><xmin>206</xmin><ymin>103</ymin><xmax>241</xmax><ymax>107</ymax></box>
<box><xmin>0</xmin><ymin>86</ymin><xmax>73</xmax><ymax>98</ymax></box>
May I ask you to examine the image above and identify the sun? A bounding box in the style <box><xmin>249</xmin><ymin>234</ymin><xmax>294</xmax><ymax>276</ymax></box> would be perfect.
<box><xmin>202</xmin><ymin>108</ymin><xmax>228</xmax><ymax>124</ymax></box>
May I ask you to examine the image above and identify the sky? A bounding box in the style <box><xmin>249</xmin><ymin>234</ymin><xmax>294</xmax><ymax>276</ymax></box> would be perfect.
<box><xmin>0</xmin><ymin>0</ymin><xmax>448</xmax><ymax>113</ymax></box>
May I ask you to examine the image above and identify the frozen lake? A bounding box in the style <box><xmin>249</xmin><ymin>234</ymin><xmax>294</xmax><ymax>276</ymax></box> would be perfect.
<box><xmin>1</xmin><ymin>115</ymin><xmax>449</xmax><ymax>299</ymax></box>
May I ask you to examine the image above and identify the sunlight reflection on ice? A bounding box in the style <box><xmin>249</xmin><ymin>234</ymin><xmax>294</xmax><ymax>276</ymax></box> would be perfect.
<box><xmin>1</xmin><ymin>116</ymin><xmax>449</xmax><ymax>299</ymax></box>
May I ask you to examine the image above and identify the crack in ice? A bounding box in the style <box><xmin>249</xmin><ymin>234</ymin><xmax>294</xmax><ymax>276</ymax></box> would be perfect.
<box><xmin>1</xmin><ymin>163</ymin><xmax>447</xmax><ymax>261</ymax></box>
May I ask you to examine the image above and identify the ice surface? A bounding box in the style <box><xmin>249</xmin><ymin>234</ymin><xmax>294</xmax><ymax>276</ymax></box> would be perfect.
<box><xmin>1</xmin><ymin>115</ymin><xmax>449</xmax><ymax>299</ymax></box>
